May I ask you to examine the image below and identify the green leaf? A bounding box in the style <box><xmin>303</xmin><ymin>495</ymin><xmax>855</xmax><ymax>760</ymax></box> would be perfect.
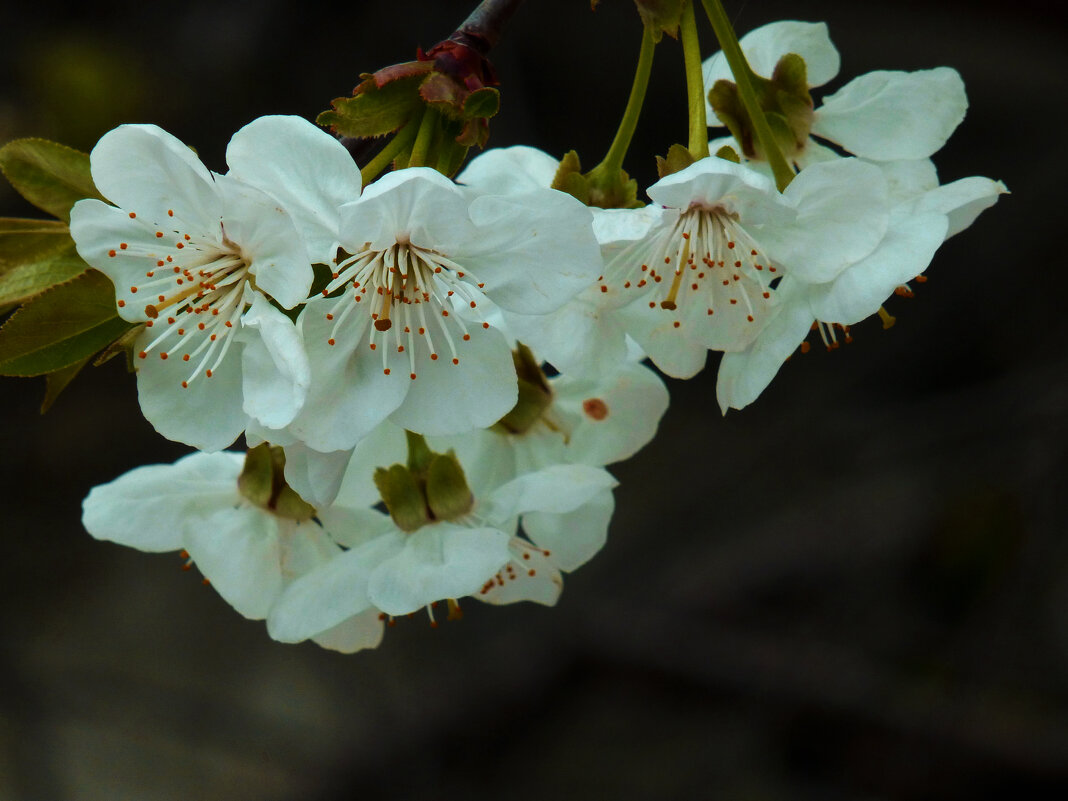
<box><xmin>40</xmin><ymin>355</ymin><xmax>91</xmax><ymax>413</ymax></box>
<box><xmin>317</xmin><ymin>75</ymin><xmax>426</xmax><ymax>139</ymax></box>
<box><xmin>463</xmin><ymin>87</ymin><xmax>500</xmax><ymax>120</ymax></box>
<box><xmin>0</xmin><ymin>269</ymin><xmax>133</xmax><ymax>376</ymax></box>
<box><xmin>0</xmin><ymin>139</ymin><xmax>103</xmax><ymax>223</ymax></box>
<box><xmin>0</xmin><ymin>217</ymin><xmax>70</xmax><ymax>263</ymax></box>
<box><xmin>0</xmin><ymin>242</ymin><xmax>88</xmax><ymax>306</ymax></box>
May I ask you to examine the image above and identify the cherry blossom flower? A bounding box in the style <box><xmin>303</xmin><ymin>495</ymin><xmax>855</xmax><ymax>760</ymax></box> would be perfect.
<box><xmin>703</xmin><ymin>20</ymin><xmax>968</xmax><ymax>167</ymax></box>
<box><xmin>69</xmin><ymin>117</ymin><xmax>359</xmax><ymax>450</ymax></box>
<box><xmin>274</xmin><ymin>166</ymin><xmax>602</xmax><ymax>453</ymax></box>
<box><xmin>82</xmin><ymin>451</ymin><xmax>384</xmax><ymax>654</ymax></box>
<box><xmin>604</xmin><ymin>156</ymin><xmax>890</xmax><ymax>378</ymax></box>
<box><xmin>716</xmin><ymin>173</ymin><xmax>1006</xmax><ymax>412</ymax></box>
<box><xmin>266</xmin><ymin>461</ymin><xmax>617</xmax><ymax>644</ymax></box>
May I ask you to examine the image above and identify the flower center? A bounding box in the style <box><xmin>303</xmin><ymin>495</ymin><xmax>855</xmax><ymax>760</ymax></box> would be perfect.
<box><xmin>319</xmin><ymin>238</ymin><xmax>491</xmax><ymax>380</ymax></box>
<box><xmin>615</xmin><ymin>206</ymin><xmax>776</xmax><ymax>330</ymax></box>
<box><xmin>118</xmin><ymin>216</ymin><xmax>250</xmax><ymax>388</ymax></box>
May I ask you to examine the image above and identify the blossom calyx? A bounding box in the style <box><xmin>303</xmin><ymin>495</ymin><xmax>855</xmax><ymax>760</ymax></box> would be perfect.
<box><xmin>551</xmin><ymin>150</ymin><xmax>641</xmax><ymax>209</ymax></box>
<box><xmin>373</xmin><ymin>433</ymin><xmax>474</xmax><ymax>532</ymax></box>
<box><xmin>496</xmin><ymin>344</ymin><xmax>553</xmax><ymax>435</ymax></box>
<box><xmin>708</xmin><ymin>53</ymin><xmax>814</xmax><ymax>162</ymax></box>
<box><xmin>237</xmin><ymin>443</ymin><xmax>316</xmax><ymax>521</ymax></box>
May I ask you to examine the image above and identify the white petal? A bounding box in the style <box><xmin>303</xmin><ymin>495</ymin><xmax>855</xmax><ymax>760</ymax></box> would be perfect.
<box><xmin>761</xmin><ymin>159</ymin><xmax>888</xmax><ymax>284</ymax></box>
<box><xmin>239</xmin><ymin>293</ymin><xmax>310</xmax><ymax>430</ymax></box>
<box><xmin>592</xmin><ymin>205</ymin><xmax>668</xmax><ymax>246</ymax></box>
<box><xmin>705</xmin><ymin>21</ymin><xmax>841</xmax><ymax>119</ymax></box>
<box><xmin>808</xmin><ymin>207</ymin><xmax>948</xmax><ymax>324</ymax></box>
<box><xmin>225</xmin><ymin>115</ymin><xmax>362</xmax><ymax>263</ymax></box>
<box><xmin>333</xmin><ymin>422</ymin><xmax>409</xmax><ymax>510</ymax></box>
<box><xmin>342</xmin><ymin>167</ymin><xmax>475</xmax><ymax>253</ymax></box>
<box><xmin>876</xmin><ymin>158</ymin><xmax>940</xmax><ymax>204</ymax></box>
<box><xmin>463</xmin><ymin>189</ymin><xmax>603</xmax><ymax>315</ymax></box>
<box><xmin>812</xmin><ymin>68</ymin><xmax>967</xmax><ymax>161</ymax></box>
<box><xmin>648</xmin><ymin>157</ymin><xmax>778</xmax><ymax>213</ymax></box>
<box><xmin>913</xmin><ymin>176</ymin><xmax>1007</xmax><ymax>239</ymax></box>
<box><xmin>716</xmin><ymin>287</ymin><xmax>815</xmax><ymax>412</ymax></box>
<box><xmin>617</xmin><ymin>299</ymin><xmax>710</xmax><ymax>378</ymax></box>
<box><xmin>82</xmin><ymin>451</ymin><xmax>243</xmax><ymax>552</ymax></box>
<box><xmin>478</xmin><ymin>546</ymin><xmax>562</xmax><ymax>607</ymax></box>
<box><xmin>89</xmin><ymin>124</ymin><xmax>221</xmax><ymax>233</ymax></box>
<box><xmin>483</xmin><ymin>464</ymin><xmax>618</xmax><ymax>522</ymax></box>
<box><xmin>215</xmin><ymin>176</ymin><xmax>314</xmax><ymax>309</ymax></box>
<box><xmin>552</xmin><ymin>361</ymin><xmax>670</xmax><ymax>465</ymax></box>
<box><xmin>368</xmin><ymin>523</ymin><xmax>513</xmax><ymax>616</ymax></box>
<box><xmin>522</xmin><ymin>486</ymin><xmax>614</xmax><ymax>572</ymax></box>
<box><xmin>457</xmin><ymin>145</ymin><xmax>559</xmax><ymax>195</ymax></box>
<box><xmin>69</xmin><ymin>200</ymin><xmax>179</xmax><ymax>323</ymax></box>
<box><xmin>135</xmin><ymin>326</ymin><xmax>247</xmax><ymax>451</ymax></box>
<box><xmin>310</xmin><ymin>609</ymin><xmax>385</xmax><ymax>653</ymax></box>
<box><xmin>289</xmin><ymin>301</ymin><xmax>408</xmax><ymax>451</ymax></box>
<box><xmin>268</xmin><ymin>534</ymin><xmax>400</xmax><ymax>642</ymax></box>
<box><xmin>184</xmin><ymin>505</ymin><xmax>284</xmax><ymax>620</ymax></box>
<box><xmin>502</xmin><ymin>295</ymin><xmax>630</xmax><ymax>378</ymax></box>
<box><xmin>280</xmin><ymin>442</ymin><xmax>354</xmax><ymax>510</ymax></box>
<box><xmin>388</xmin><ymin>323</ymin><xmax>517</xmax><ymax>436</ymax></box>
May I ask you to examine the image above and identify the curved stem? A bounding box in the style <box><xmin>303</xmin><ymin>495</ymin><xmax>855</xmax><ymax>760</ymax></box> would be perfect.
<box><xmin>451</xmin><ymin>0</ymin><xmax>527</xmax><ymax>54</ymax></box>
<box><xmin>360</xmin><ymin>121</ymin><xmax>420</xmax><ymax>186</ymax></box>
<box><xmin>593</xmin><ymin>27</ymin><xmax>656</xmax><ymax>176</ymax></box>
<box><xmin>407</xmin><ymin>106</ymin><xmax>440</xmax><ymax>169</ymax></box>
<box><xmin>700</xmin><ymin>0</ymin><xmax>794</xmax><ymax>190</ymax></box>
<box><xmin>680</xmin><ymin>0</ymin><xmax>709</xmax><ymax>159</ymax></box>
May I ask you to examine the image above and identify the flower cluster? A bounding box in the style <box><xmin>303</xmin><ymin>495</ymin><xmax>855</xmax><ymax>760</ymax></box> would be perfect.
<box><xmin>74</xmin><ymin>18</ymin><xmax>1003</xmax><ymax>653</ymax></box>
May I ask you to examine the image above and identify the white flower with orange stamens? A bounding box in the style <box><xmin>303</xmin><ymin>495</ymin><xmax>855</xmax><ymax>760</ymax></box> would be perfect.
<box><xmin>82</xmin><ymin>450</ymin><xmax>385</xmax><ymax>654</ymax></box>
<box><xmin>266</xmin><ymin>462</ymin><xmax>617</xmax><ymax>643</ymax></box>
<box><xmin>279</xmin><ymin>166</ymin><xmax>602</xmax><ymax>453</ymax></box>
<box><xmin>605</xmin><ymin>156</ymin><xmax>890</xmax><ymax>378</ymax></box>
<box><xmin>70</xmin><ymin>117</ymin><xmax>358</xmax><ymax>450</ymax></box>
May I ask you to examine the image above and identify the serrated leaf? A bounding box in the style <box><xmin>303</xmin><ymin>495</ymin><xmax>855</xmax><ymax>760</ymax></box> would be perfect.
<box><xmin>40</xmin><ymin>355</ymin><xmax>91</xmax><ymax>413</ymax></box>
<box><xmin>463</xmin><ymin>87</ymin><xmax>500</xmax><ymax>120</ymax></box>
<box><xmin>0</xmin><ymin>139</ymin><xmax>103</xmax><ymax>223</ymax></box>
<box><xmin>93</xmin><ymin>324</ymin><xmax>142</xmax><ymax>369</ymax></box>
<box><xmin>0</xmin><ymin>269</ymin><xmax>133</xmax><ymax>376</ymax></box>
<box><xmin>0</xmin><ymin>242</ymin><xmax>88</xmax><ymax>306</ymax></box>
<box><xmin>318</xmin><ymin>75</ymin><xmax>426</xmax><ymax>138</ymax></box>
<box><xmin>0</xmin><ymin>217</ymin><xmax>70</xmax><ymax>264</ymax></box>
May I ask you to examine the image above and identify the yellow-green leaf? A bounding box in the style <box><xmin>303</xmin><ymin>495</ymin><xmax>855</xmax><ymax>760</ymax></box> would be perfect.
<box><xmin>40</xmin><ymin>355</ymin><xmax>91</xmax><ymax>413</ymax></box>
<box><xmin>0</xmin><ymin>139</ymin><xmax>103</xmax><ymax>223</ymax></box>
<box><xmin>0</xmin><ymin>269</ymin><xmax>133</xmax><ymax>376</ymax></box>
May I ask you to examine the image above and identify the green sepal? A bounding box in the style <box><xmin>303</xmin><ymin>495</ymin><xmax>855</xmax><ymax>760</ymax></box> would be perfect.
<box><xmin>405</xmin><ymin>429</ymin><xmax>434</xmax><ymax>473</ymax></box>
<box><xmin>633</xmin><ymin>0</ymin><xmax>685</xmax><ymax>42</ymax></box>
<box><xmin>237</xmin><ymin>443</ymin><xmax>275</xmax><ymax>509</ymax></box>
<box><xmin>552</xmin><ymin>150</ymin><xmax>640</xmax><ymax>209</ymax></box>
<box><xmin>238</xmin><ymin>443</ymin><xmax>316</xmax><ymax>521</ymax></box>
<box><xmin>497</xmin><ymin>343</ymin><xmax>553</xmax><ymax>434</ymax></box>
<box><xmin>714</xmin><ymin>144</ymin><xmax>740</xmax><ymax>163</ymax></box>
<box><xmin>0</xmin><ymin>269</ymin><xmax>134</xmax><ymax>376</ymax></box>
<box><xmin>0</xmin><ymin>139</ymin><xmax>103</xmax><ymax>223</ymax></box>
<box><xmin>40</xmin><ymin>355</ymin><xmax>91</xmax><ymax>413</ymax></box>
<box><xmin>374</xmin><ymin>463</ymin><xmax>431</xmax><ymax>533</ymax></box>
<box><xmin>93</xmin><ymin>324</ymin><xmax>142</xmax><ymax>370</ymax></box>
<box><xmin>655</xmin><ymin>143</ymin><xmax>697</xmax><ymax>178</ymax></box>
<box><xmin>463</xmin><ymin>87</ymin><xmax>500</xmax><ymax>120</ymax></box>
<box><xmin>707</xmin><ymin>53</ymin><xmax>814</xmax><ymax>162</ymax></box>
<box><xmin>318</xmin><ymin>74</ymin><xmax>427</xmax><ymax>139</ymax></box>
<box><xmin>425</xmin><ymin>451</ymin><xmax>474</xmax><ymax>522</ymax></box>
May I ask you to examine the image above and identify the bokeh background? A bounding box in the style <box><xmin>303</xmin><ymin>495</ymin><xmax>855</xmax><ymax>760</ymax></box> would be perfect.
<box><xmin>2</xmin><ymin>1</ymin><xmax>1066</xmax><ymax>799</ymax></box>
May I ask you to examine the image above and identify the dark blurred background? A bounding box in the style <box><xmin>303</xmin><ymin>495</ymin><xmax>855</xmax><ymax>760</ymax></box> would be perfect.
<box><xmin>2</xmin><ymin>1</ymin><xmax>1066</xmax><ymax>799</ymax></box>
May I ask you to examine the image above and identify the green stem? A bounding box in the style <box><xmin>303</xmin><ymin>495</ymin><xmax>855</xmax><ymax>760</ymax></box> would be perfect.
<box><xmin>592</xmin><ymin>27</ymin><xmax>656</xmax><ymax>175</ymax></box>
<box><xmin>407</xmin><ymin>106</ymin><xmax>440</xmax><ymax>169</ymax></box>
<box><xmin>360</xmin><ymin>120</ymin><xmax>420</xmax><ymax>186</ymax></box>
<box><xmin>700</xmin><ymin>0</ymin><xmax>794</xmax><ymax>191</ymax></box>
<box><xmin>680</xmin><ymin>0</ymin><xmax>709</xmax><ymax>159</ymax></box>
